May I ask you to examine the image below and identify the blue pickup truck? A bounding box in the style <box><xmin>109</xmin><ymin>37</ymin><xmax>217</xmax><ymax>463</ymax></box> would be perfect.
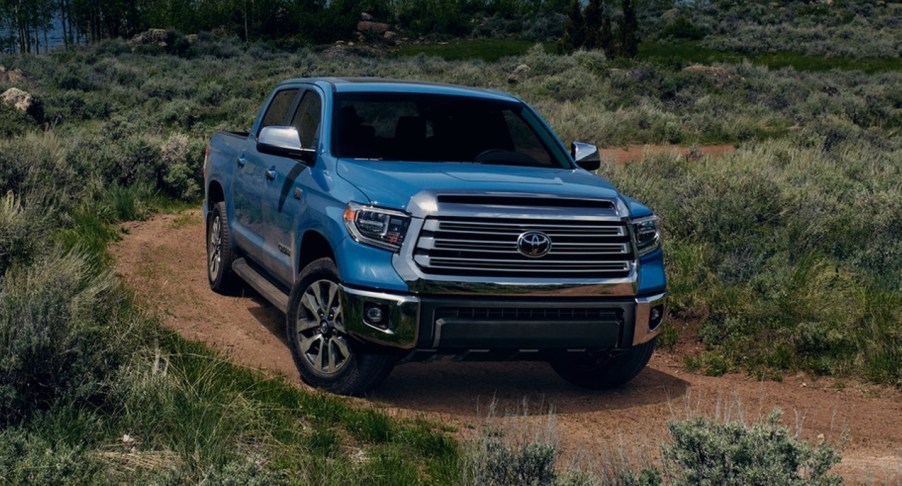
<box><xmin>204</xmin><ymin>78</ymin><xmax>667</xmax><ymax>395</ymax></box>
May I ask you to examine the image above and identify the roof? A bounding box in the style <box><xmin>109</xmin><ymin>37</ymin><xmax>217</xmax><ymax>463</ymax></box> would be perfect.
<box><xmin>277</xmin><ymin>77</ymin><xmax>519</xmax><ymax>102</ymax></box>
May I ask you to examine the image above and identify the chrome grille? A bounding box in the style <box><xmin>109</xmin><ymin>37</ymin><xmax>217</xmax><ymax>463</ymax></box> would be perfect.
<box><xmin>435</xmin><ymin>306</ymin><xmax>622</xmax><ymax>323</ymax></box>
<box><xmin>414</xmin><ymin>216</ymin><xmax>633</xmax><ymax>278</ymax></box>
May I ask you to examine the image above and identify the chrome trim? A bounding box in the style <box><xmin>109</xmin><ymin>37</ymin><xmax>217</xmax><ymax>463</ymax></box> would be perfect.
<box><xmin>633</xmin><ymin>292</ymin><xmax>667</xmax><ymax>346</ymax></box>
<box><xmin>516</xmin><ymin>231</ymin><xmax>552</xmax><ymax>258</ymax></box>
<box><xmin>572</xmin><ymin>141</ymin><xmax>600</xmax><ymax>163</ymax></box>
<box><xmin>407</xmin><ymin>190</ymin><xmax>628</xmax><ymax>221</ymax></box>
<box><xmin>338</xmin><ymin>285</ymin><xmax>419</xmax><ymax>349</ymax></box>
<box><xmin>392</xmin><ymin>190</ymin><xmax>639</xmax><ymax>297</ymax></box>
<box><xmin>257</xmin><ymin>126</ymin><xmax>316</xmax><ymax>158</ymax></box>
<box><xmin>392</xmin><ymin>190</ymin><xmax>639</xmax><ymax>296</ymax></box>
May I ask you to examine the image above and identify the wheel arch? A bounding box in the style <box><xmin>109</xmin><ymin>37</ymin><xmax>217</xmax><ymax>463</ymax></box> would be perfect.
<box><xmin>207</xmin><ymin>179</ymin><xmax>225</xmax><ymax>212</ymax></box>
<box><xmin>297</xmin><ymin>229</ymin><xmax>336</xmax><ymax>277</ymax></box>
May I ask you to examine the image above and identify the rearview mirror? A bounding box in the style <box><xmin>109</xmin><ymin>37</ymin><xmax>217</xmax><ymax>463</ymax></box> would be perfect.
<box><xmin>257</xmin><ymin>126</ymin><xmax>315</xmax><ymax>161</ymax></box>
<box><xmin>571</xmin><ymin>142</ymin><xmax>601</xmax><ymax>171</ymax></box>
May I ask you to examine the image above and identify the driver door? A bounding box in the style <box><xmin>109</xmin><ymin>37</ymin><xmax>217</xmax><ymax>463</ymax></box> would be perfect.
<box><xmin>258</xmin><ymin>88</ymin><xmax>323</xmax><ymax>287</ymax></box>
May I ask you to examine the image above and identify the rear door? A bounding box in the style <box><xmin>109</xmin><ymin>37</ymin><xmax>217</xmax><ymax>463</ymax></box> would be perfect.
<box><xmin>258</xmin><ymin>87</ymin><xmax>324</xmax><ymax>286</ymax></box>
<box><xmin>232</xmin><ymin>87</ymin><xmax>301</xmax><ymax>265</ymax></box>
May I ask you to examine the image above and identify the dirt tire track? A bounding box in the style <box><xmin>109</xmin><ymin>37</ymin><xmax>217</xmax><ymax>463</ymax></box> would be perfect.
<box><xmin>112</xmin><ymin>210</ymin><xmax>902</xmax><ymax>484</ymax></box>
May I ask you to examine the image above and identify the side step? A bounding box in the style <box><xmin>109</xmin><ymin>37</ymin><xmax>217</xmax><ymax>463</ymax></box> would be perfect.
<box><xmin>232</xmin><ymin>258</ymin><xmax>290</xmax><ymax>313</ymax></box>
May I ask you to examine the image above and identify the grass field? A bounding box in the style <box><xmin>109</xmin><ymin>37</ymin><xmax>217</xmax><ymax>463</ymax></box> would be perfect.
<box><xmin>1</xmin><ymin>8</ymin><xmax>899</xmax><ymax>480</ymax></box>
<box><xmin>637</xmin><ymin>40</ymin><xmax>902</xmax><ymax>73</ymax></box>
<box><xmin>397</xmin><ymin>38</ymin><xmax>544</xmax><ymax>62</ymax></box>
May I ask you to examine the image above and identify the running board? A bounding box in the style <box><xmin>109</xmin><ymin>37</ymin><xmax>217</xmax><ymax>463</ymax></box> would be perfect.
<box><xmin>231</xmin><ymin>258</ymin><xmax>289</xmax><ymax>313</ymax></box>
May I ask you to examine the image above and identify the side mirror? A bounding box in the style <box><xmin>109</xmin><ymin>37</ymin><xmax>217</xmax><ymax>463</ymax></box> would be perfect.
<box><xmin>257</xmin><ymin>126</ymin><xmax>315</xmax><ymax>161</ymax></box>
<box><xmin>571</xmin><ymin>142</ymin><xmax>601</xmax><ymax>171</ymax></box>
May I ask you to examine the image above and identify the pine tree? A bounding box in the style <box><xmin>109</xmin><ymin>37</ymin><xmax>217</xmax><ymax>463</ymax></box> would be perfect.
<box><xmin>584</xmin><ymin>0</ymin><xmax>601</xmax><ymax>50</ymax></box>
<box><xmin>559</xmin><ymin>0</ymin><xmax>586</xmax><ymax>52</ymax></box>
<box><xmin>620</xmin><ymin>0</ymin><xmax>639</xmax><ymax>57</ymax></box>
<box><xmin>600</xmin><ymin>3</ymin><xmax>613</xmax><ymax>54</ymax></box>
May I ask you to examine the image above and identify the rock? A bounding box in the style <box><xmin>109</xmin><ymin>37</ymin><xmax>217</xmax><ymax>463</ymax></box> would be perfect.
<box><xmin>347</xmin><ymin>41</ymin><xmax>355</xmax><ymax>47</ymax></box>
<box><xmin>384</xmin><ymin>31</ymin><xmax>398</xmax><ymax>41</ymax></box>
<box><xmin>356</xmin><ymin>31</ymin><xmax>366</xmax><ymax>42</ymax></box>
<box><xmin>661</xmin><ymin>8</ymin><xmax>680</xmax><ymax>21</ymax></box>
<box><xmin>356</xmin><ymin>21</ymin><xmax>389</xmax><ymax>35</ymax></box>
<box><xmin>1</xmin><ymin>87</ymin><xmax>43</xmax><ymax>122</ymax></box>
<box><xmin>0</xmin><ymin>66</ymin><xmax>29</xmax><ymax>87</ymax></box>
<box><xmin>360</xmin><ymin>12</ymin><xmax>373</xmax><ymax>21</ymax></box>
<box><xmin>129</xmin><ymin>28</ymin><xmax>171</xmax><ymax>46</ymax></box>
<box><xmin>507</xmin><ymin>64</ymin><xmax>531</xmax><ymax>84</ymax></box>
<box><xmin>185</xmin><ymin>34</ymin><xmax>198</xmax><ymax>44</ymax></box>
<box><xmin>322</xmin><ymin>45</ymin><xmax>349</xmax><ymax>59</ymax></box>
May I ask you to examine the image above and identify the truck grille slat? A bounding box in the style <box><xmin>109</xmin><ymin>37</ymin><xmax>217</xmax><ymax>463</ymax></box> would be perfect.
<box><xmin>415</xmin><ymin>216</ymin><xmax>634</xmax><ymax>278</ymax></box>
<box><xmin>436</xmin><ymin>306</ymin><xmax>623</xmax><ymax>322</ymax></box>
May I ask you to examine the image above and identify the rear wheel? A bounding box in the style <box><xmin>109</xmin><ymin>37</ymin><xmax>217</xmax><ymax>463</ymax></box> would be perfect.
<box><xmin>207</xmin><ymin>201</ymin><xmax>239</xmax><ymax>293</ymax></box>
<box><xmin>286</xmin><ymin>258</ymin><xmax>396</xmax><ymax>395</ymax></box>
<box><xmin>551</xmin><ymin>339</ymin><xmax>655</xmax><ymax>389</ymax></box>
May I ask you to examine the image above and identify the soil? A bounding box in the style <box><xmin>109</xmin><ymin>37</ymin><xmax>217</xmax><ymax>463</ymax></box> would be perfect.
<box><xmin>112</xmin><ymin>209</ymin><xmax>902</xmax><ymax>484</ymax></box>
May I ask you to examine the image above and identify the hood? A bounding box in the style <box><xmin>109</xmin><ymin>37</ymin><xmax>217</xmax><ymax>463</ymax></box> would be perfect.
<box><xmin>336</xmin><ymin>159</ymin><xmax>624</xmax><ymax>212</ymax></box>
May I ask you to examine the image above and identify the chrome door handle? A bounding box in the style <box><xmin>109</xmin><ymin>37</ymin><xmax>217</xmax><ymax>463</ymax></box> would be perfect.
<box><xmin>265</xmin><ymin>167</ymin><xmax>277</xmax><ymax>180</ymax></box>
<box><xmin>237</xmin><ymin>157</ymin><xmax>247</xmax><ymax>168</ymax></box>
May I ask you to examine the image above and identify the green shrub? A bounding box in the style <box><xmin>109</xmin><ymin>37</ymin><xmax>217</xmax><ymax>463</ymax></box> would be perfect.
<box><xmin>659</xmin><ymin>16</ymin><xmax>706</xmax><ymax>41</ymax></box>
<box><xmin>148</xmin><ymin>452</ymin><xmax>287</xmax><ymax>486</ymax></box>
<box><xmin>662</xmin><ymin>410</ymin><xmax>841</xmax><ymax>486</ymax></box>
<box><xmin>119</xmin><ymin>135</ymin><xmax>164</xmax><ymax>187</ymax></box>
<box><xmin>0</xmin><ymin>192</ymin><xmax>49</xmax><ymax>276</ymax></box>
<box><xmin>0</xmin><ymin>102</ymin><xmax>35</xmax><ymax>137</ymax></box>
<box><xmin>0</xmin><ymin>131</ymin><xmax>80</xmax><ymax>213</ymax></box>
<box><xmin>470</xmin><ymin>438</ymin><xmax>557</xmax><ymax>486</ymax></box>
<box><xmin>0</xmin><ymin>427</ymin><xmax>102</xmax><ymax>485</ymax></box>
<box><xmin>600</xmin><ymin>136</ymin><xmax>902</xmax><ymax>383</ymax></box>
<box><xmin>0</xmin><ymin>250</ymin><xmax>134</xmax><ymax>423</ymax></box>
<box><xmin>160</xmin><ymin>133</ymin><xmax>204</xmax><ymax>201</ymax></box>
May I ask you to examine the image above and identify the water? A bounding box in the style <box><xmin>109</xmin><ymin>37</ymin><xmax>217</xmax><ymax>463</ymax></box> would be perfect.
<box><xmin>1</xmin><ymin>14</ymin><xmax>68</xmax><ymax>53</ymax></box>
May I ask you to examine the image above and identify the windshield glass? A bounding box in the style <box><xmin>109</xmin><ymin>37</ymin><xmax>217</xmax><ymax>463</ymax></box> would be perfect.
<box><xmin>331</xmin><ymin>92</ymin><xmax>571</xmax><ymax>168</ymax></box>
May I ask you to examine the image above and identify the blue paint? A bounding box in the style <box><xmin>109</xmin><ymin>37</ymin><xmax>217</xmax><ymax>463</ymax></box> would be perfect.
<box><xmin>206</xmin><ymin>78</ymin><xmax>668</xmax><ymax>334</ymax></box>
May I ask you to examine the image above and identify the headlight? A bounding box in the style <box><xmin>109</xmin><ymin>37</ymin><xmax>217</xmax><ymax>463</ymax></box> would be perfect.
<box><xmin>632</xmin><ymin>215</ymin><xmax>662</xmax><ymax>256</ymax></box>
<box><xmin>343</xmin><ymin>203</ymin><xmax>411</xmax><ymax>252</ymax></box>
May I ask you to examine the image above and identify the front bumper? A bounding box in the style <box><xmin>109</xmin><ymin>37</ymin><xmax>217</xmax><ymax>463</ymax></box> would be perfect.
<box><xmin>340</xmin><ymin>285</ymin><xmax>666</xmax><ymax>352</ymax></box>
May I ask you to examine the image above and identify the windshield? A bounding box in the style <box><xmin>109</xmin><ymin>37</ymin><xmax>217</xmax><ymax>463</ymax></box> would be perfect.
<box><xmin>331</xmin><ymin>92</ymin><xmax>572</xmax><ymax>169</ymax></box>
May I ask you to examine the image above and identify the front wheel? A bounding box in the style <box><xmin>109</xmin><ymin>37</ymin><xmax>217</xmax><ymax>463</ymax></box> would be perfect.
<box><xmin>286</xmin><ymin>258</ymin><xmax>396</xmax><ymax>395</ymax></box>
<box><xmin>551</xmin><ymin>339</ymin><xmax>655</xmax><ymax>390</ymax></box>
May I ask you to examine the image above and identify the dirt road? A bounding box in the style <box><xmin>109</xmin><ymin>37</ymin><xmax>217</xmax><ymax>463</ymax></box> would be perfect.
<box><xmin>112</xmin><ymin>210</ymin><xmax>902</xmax><ymax>483</ymax></box>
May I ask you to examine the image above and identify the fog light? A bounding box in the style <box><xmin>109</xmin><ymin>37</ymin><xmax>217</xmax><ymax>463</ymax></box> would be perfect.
<box><xmin>649</xmin><ymin>304</ymin><xmax>665</xmax><ymax>332</ymax></box>
<box><xmin>364</xmin><ymin>303</ymin><xmax>389</xmax><ymax>328</ymax></box>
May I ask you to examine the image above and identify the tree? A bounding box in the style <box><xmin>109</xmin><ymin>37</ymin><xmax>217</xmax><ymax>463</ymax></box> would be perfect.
<box><xmin>599</xmin><ymin>2</ymin><xmax>613</xmax><ymax>53</ymax></box>
<box><xmin>559</xmin><ymin>0</ymin><xmax>585</xmax><ymax>52</ymax></box>
<box><xmin>584</xmin><ymin>0</ymin><xmax>601</xmax><ymax>49</ymax></box>
<box><xmin>620</xmin><ymin>0</ymin><xmax>639</xmax><ymax>57</ymax></box>
<box><xmin>0</xmin><ymin>0</ymin><xmax>56</xmax><ymax>53</ymax></box>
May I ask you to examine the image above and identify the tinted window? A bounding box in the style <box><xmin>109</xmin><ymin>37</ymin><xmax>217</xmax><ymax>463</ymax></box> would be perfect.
<box><xmin>259</xmin><ymin>89</ymin><xmax>299</xmax><ymax>132</ymax></box>
<box><xmin>291</xmin><ymin>91</ymin><xmax>322</xmax><ymax>149</ymax></box>
<box><xmin>331</xmin><ymin>93</ymin><xmax>570</xmax><ymax>168</ymax></box>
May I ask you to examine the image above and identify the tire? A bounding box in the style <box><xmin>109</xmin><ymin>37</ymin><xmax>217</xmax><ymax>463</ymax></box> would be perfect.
<box><xmin>551</xmin><ymin>339</ymin><xmax>655</xmax><ymax>390</ymax></box>
<box><xmin>206</xmin><ymin>201</ymin><xmax>239</xmax><ymax>293</ymax></box>
<box><xmin>286</xmin><ymin>257</ymin><xmax>396</xmax><ymax>396</ymax></box>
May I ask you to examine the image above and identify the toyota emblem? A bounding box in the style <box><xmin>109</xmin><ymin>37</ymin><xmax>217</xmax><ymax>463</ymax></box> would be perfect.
<box><xmin>517</xmin><ymin>231</ymin><xmax>552</xmax><ymax>258</ymax></box>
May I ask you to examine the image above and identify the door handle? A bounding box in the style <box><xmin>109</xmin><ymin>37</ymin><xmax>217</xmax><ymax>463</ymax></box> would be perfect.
<box><xmin>264</xmin><ymin>167</ymin><xmax>277</xmax><ymax>180</ymax></box>
<box><xmin>237</xmin><ymin>157</ymin><xmax>247</xmax><ymax>168</ymax></box>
